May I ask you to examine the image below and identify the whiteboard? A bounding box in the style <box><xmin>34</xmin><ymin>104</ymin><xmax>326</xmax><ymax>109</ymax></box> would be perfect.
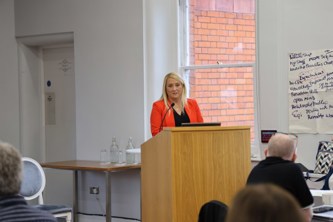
<box><xmin>288</xmin><ymin>49</ymin><xmax>333</xmax><ymax>133</ymax></box>
<box><xmin>258</xmin><ymin>0</ymin><xmax>333</xmax><ymax>168</ymax></box>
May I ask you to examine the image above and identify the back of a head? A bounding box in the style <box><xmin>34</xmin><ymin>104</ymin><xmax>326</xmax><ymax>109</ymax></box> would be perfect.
<box><xmin>226</xmin><ymin>184</ymin><xmax>305</xmax><ymax>222</ymax></box>
<box><xmin>0</xmin><ymin>142</ymin><xmax>22</xmax><ymax>195</ymax></box>
<box><xmin>198</xmin><ymin>200</ymin><xmax>228</xmax><ymax>222</ymax></box>
<box><xmin>267</xmin><ymin>133</ymin><xmax>297</xmax><ymax>160</ymax></box>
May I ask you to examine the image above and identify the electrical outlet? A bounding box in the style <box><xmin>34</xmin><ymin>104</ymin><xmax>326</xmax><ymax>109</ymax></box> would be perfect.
<box><xmin>89</xmin><ymin>186</ymin><xmax>99</xmax><ymax>194</ymax></box>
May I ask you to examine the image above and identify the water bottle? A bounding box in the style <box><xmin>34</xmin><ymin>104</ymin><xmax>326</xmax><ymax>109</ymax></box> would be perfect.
<box><xmin>126</xmin><ymin>137</ymin><xmax>135</xmax><ymax>164</ymax></box>
<box><xmin>118</xmin><ymin>145</ymin><xmax>124</xmax><ymax>164</ymax></box>
<box><xmin>100</xmin><ymin>148</ymin><xmax>110</xmax><ymax>165</ymax></box>
<box><xmin>110</xmin><ymin>137</ymin><xmax>119</xmax><ymax>163</ymax></box>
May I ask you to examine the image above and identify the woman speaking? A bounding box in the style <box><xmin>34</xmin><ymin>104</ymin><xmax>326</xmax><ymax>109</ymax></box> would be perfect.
<box><xmin>150</xmin><ymin>72</ymin><xmax>203</xmax><ymax>136</ymax></box>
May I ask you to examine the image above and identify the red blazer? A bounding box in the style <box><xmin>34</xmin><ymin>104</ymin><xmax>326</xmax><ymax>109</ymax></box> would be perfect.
<box><xmin>150</xmin><ymin>98</ymin><xmax>204</xmax><ymax>136</ymax></box>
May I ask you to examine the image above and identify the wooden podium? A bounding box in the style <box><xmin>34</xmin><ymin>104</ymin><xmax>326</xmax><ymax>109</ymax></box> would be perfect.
<box><xmin>141</xmin><ymin>126</ymin><xmax>251</xmax><ymax>222</ymax></box>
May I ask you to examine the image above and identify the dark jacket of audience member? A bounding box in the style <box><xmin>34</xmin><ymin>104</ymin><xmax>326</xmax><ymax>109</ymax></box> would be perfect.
<box><xmin>0</xmin><ymin>141</ymin><xmax>56</xmax><ymax>222</ymax></box>
<box><xmin>247</xmin><ymin>133</ymin><xmax>313</xmax><ymax>221</ymax></box>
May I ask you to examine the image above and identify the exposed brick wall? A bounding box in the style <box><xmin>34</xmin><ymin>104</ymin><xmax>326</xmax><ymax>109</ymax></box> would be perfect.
<box><xmin>188</xmin><ymin>0</ymin><xmax>255</xmax><ymax>139</ymax></box>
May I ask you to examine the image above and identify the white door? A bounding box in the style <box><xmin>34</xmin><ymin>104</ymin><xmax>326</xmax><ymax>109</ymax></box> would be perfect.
<box><xmin>42</xmin><ymin>46</ymin><xmax>75</xmax><ymax>205</ymax></box>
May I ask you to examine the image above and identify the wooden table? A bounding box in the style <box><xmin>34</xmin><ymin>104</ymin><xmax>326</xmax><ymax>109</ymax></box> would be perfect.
<box><xmin>41</xmin><ymin>160</ymin><xmax>141</xmax><ymax>222</ymax></box>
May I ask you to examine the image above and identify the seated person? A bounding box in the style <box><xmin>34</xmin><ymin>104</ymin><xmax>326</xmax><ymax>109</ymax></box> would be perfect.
<box><xmin>247</xmin><ymin>132</ymin><xmax>313</xmax><ymax>221</ymax></box>
<box><xmin>0</xmin><ymin>141</ymin><xmax>56</xmax><ymax>222</ymax></box>
<box><xmin>226</xmin><ymin>184</ymin><xmax>306</xmax><ymax>222</ymax></box>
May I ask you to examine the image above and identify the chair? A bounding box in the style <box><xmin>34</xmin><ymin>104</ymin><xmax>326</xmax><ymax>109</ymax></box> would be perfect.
<box><xmin>198</xmin><ymin>200</ymin><xmax>228</xmax><ymax>222</ymax></box>
<box><xmin>20</xmin><ymin>157</ymin><xmax>72</xmax><ymax>222</ymax></box>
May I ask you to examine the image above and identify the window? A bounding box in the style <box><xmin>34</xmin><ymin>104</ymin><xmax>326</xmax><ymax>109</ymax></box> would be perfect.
<box><xmin>179</xmin><ymin>0</ymin><xmax>258</xmax><ymax>151</ymax></box>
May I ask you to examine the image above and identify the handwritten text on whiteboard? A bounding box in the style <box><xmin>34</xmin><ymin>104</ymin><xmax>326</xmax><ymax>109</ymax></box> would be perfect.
<box><xmin>289</xmin><ymin>49</ymin><xmax>333</xmax><ymax>133</ymax></box>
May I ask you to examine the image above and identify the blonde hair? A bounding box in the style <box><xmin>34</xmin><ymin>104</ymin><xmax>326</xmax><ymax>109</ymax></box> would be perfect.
<box><xmin>0</xmin><ymin>142</ymin><xmax>22</xmax><ymax>195</ymax></box>
<box><xmin>160</xmin><ymin>72</ymin><xmax>187</xmax><ymax>111</ymax></box>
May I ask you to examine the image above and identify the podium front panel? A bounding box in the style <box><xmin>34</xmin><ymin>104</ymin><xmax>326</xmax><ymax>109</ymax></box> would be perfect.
<box><xmin>141</xmin><ymin>126</ymin><xmax>251</xmax><ymax>222</ymax></box>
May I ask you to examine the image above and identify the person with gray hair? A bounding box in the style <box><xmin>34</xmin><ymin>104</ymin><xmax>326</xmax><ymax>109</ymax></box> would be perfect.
<box><xmin>247</xmin><ymin>132</ymin><xmax>313</xmax><ymax>222</ymax></box>
<box><xmin>0</xmin><ymin>141</ymin><xmax>56</xmax><ymax>222</ymax></box>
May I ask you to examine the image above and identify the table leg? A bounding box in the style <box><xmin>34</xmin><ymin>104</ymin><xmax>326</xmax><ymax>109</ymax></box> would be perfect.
<box><xmin>73</xmin><ymin>170</ymin><xmax>78</xmax><ymax>222</ymax></box>
<box><xmin>106</xmin><ymin>172</ymin><xmax>111</xmax><ymax>222</ymax></box>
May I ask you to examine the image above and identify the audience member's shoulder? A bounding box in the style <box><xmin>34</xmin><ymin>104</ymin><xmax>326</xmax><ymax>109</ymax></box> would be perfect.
<box><xmin>35</xmin><ymin>210</ymin><xmax>57</xmax><ymax>222</ymax></box>
<box><xmin>0</xmin><ymin>197</ymin><xmax>57</xmax><ymax>222</ymax></box>
<box><xmin>285</xmin><ymin>161</ymin><xmax>303</xmax><ymax>172</ymax></box>
<box><xmin>28</xmin><ymin>211</ymin><xmax>57</xmax><ymax>222</ymax></box>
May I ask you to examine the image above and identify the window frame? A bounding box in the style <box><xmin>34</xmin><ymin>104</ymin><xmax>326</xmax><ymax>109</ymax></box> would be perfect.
<box><xmin>178</xmin><ymin>0</ymin><xmax>261</xmax><ymax>158</ymax></box>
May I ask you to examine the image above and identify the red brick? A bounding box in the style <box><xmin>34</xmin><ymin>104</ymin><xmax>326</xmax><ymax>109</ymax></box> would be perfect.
<box><xmin>207</xmin><ymin>11</ymin><xmax>219</xmax><ymax>17</ymax></box>
<box><xmin>235</xmin><ymin>31</ymin><xmax>246</xmax><ymax>37</ymax></box>
<box><xmin>198</xmin><ymin>28</ymin><xmax>210</xmax><ymax>35</ymax></box>
<box><xmin>198</xmin><ymin>41</ymin><xmax>211</xmax><ymax>47</ymax></box>
<box><xmin>243</xmin><ymin>26</ymin><xmax>255</xmax><ymax>32</ymax></box>
<box><xmin>216</xmin><ymin>18</ymin><xmax>228</xmax><ymax>24</ymax></box>
<box><xmin>217</xmin><ymin>42</ymin><xmax>228</xmax><ymax>48</ymax></box>
<box><xmin>207</xmin><ymin>35</ymin><xmax>219</xmax><ymax>42</ymax></box>
<box><xmin>201</xmin><ymin>23</ymin><xmax>208</xmax><ymax>29</ymax></box>
<box><xmin>198</xmin><ymin>16</ymin><xmax>211</xmax><ymax>23</ymax></box>
<box><xmin>234</xmin><ymin>19</ymin><xmax>246</xmax><ymax>25</ymax></box>
<box><xmin>225</xmin><ymin>13</ymin><xmax>236</xmax><ymax>19</ymax></box>
<box><xmin>226</xmin><ymin>24</ymin><xmax>237</xmax><ymax>31</ymax></box>
<box><xmin>243</xmin><ymin>14</ymin><xmax>255</xmax><ymax>20</ymax></box>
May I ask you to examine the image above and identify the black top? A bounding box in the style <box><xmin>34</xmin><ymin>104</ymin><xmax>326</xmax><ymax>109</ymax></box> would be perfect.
<box><xmin>173</xmin><ymin>109</ymin><xmax>190</xmax><ymax>126</ymax></box>
<box><xmin>247</xmin><ymin>156</ymin><xmax>314</xmax><ymax>208</ymax></box>
<box><xmin>0</xmin><ymin>195</ymin><xmax>56</xmax><ymax>222</ymax></box>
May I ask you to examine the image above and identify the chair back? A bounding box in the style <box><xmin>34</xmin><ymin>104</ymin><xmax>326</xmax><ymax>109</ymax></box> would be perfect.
<box><xmin>20</xmin><ymin>157</ymin><xmax>46</xmax><ymax>204</ymax></box>
<box><xmin>198</xmin><ymin>200</ymin><xmax>228</xmax><ymax>222</ymax></box>
<box><xmin>19</xmin><ymin>157</ymin><xmax>72</xmax><ymax>221</ymax></box>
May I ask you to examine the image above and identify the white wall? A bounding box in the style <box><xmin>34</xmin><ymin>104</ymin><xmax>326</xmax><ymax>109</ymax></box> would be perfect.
<box><xmin>17</xmin><ymin>43</ymin><xmax>44</xmax><ymax>160</ymax></box>
<box><xmin>258</xmin><ymin>0</ymin><xmax>333</xmax><ymax>169</ymax></box>
<box><xmin>143</xmin><ymin>0</ymin><xmax>179</xmax><ymax>138</ymax></box>
<box><xmin>0</xmin><ymin>0</ymin><xmax>20</xmax><ymax>149</ymax></box>
<box><xmin>14</xmin><ymin>0</ymin><xmax>144</xmax><ymax>219</ymax></box>
<box><xmin>14</xmin><ymin>0</ymin><xmax>145</xmax><ymax>159</ymax></box>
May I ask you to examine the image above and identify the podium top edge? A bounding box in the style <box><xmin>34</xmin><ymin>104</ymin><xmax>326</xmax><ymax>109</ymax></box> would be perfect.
<box><xmin>163</xmin><ymin>125</ymin><xmax>251</xmax><ymax>132</ymax></box>
<box><xmin>141</xmin><ymin>125</ymin><xmax>251</xmax><ymax>148</ymax></box>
